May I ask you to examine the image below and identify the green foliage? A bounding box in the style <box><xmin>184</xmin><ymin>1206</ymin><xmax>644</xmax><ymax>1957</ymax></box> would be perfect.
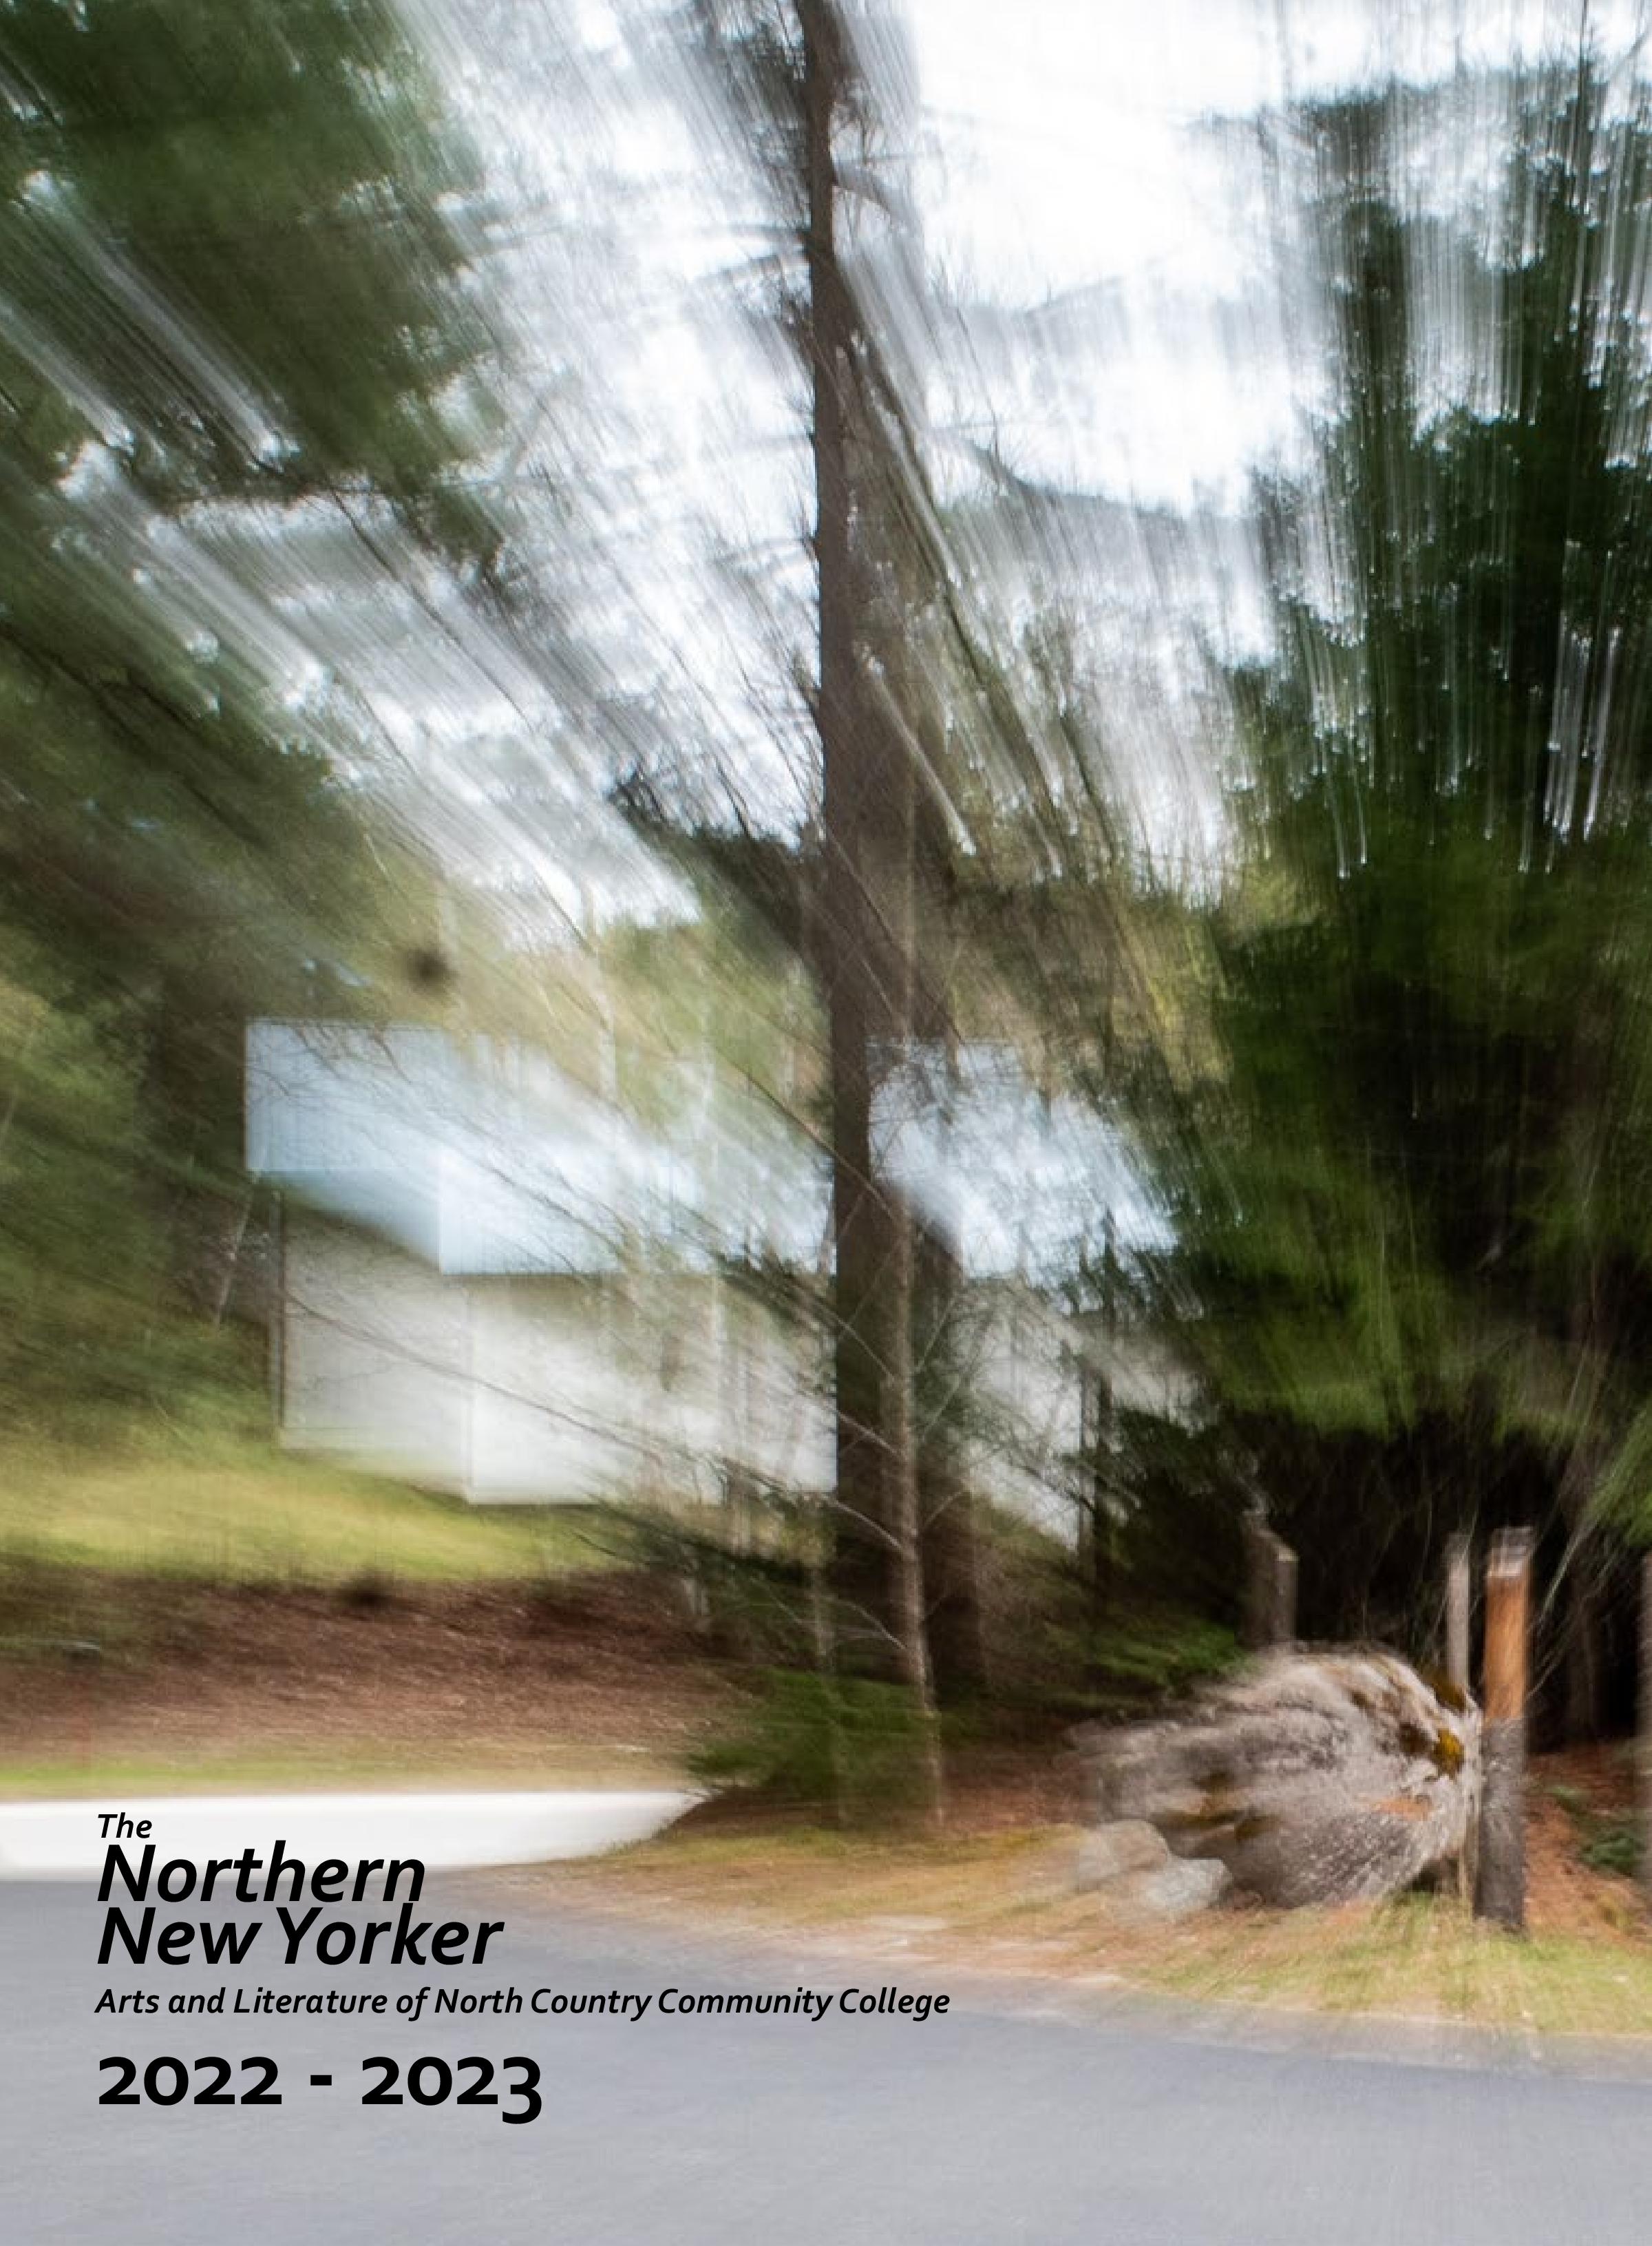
<box><xmin>0</xmin><ymin>956</ymin><xmax>159</xmax><ymax>1413</ymax></box>
<box><xmin>1130</xmin><ymin>64</ymin><xmax>1652</xmax><ymax>1655</ymax></box>
<box><xmin>690</xmin><ymin>1668</ymin><xmax>934</xmax><ymax>1821</ymax></box>
<box><xmin>1578</xmin><ymin>1820</ymin><xmax>1640</xmax><ymax>1879</ymax></box>
<box><xmin>0</xmin><ymin>0</ymin><xmax>497</xmax><ymax>547</ymax></box>
<box><xmin>1037</xmin><ymin>1612</ymin><xmax>1242</xmax><ymax>1721</ymax></box>
<box><xmin>0</xmin><ymin>0</ymin><xmax>496</xmax><ymax>1429</ymax></box>
<box><xmin>1552</xmin><ymin>1785</ymin><xmax>1642</xmax><ymax>1880</ymax></box>
<box><xmin>600</xmin><ymin>1497</ymin><xmax>825</xmax><ymax>1666</ymax></box>
<box><xmin>1101</xmin><ymin>1407</ymin><xmax>1248</xmax><ymax>1617</ymax></box>
<box><xmin>1591</xmin><ymin>1395</ymin><xmax>1652</xmax><ymax>1543</ymax></box>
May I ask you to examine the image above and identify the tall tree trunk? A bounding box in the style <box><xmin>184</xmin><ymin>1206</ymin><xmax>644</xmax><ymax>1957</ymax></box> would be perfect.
<box><xmin>802</xmin><ymin>0</ymin><xmax>898</xmax><ymax>1667</ymax></box>
<box><xmin>798</xmin><ymin>9</ymin><xmax>948</xmax><ymax>1818</ymax></box>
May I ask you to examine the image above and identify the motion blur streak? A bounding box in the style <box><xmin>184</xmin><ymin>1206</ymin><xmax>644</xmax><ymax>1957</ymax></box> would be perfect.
<box><xmin>2</xmin><ymin>0</ymin><xmax>1651</xmax><ymax>2081</ymax></box>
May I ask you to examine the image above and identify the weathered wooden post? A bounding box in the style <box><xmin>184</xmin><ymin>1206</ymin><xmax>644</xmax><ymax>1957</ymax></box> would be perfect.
<box><xmin>1640</xmin><ymin>1552</ymin><xmax>1652</xmax><ymax>1907</ymax></box>
<box><xmin>1270</xmin><ymin>1540</ymin><xmax>1298</xmax><ymax>1647</ymax></box>
<box><xmin>1241</xmin><ymin>1515</ymin><xmax>1271</xmax><ymax>1650</ymax></box>
<box><xmin>1242</xmin><ymin>1516</ymin><xmax>1298</xmax><ymax>1650</ymax></box>
<box><xmin>1474</xmin><ymin>1527</ymin><xmax>1533</xmax><ymax>1930</ymax></box>
<box><xmin>1443</xmin><ymin>1533</ymin><xmax>1471</xmax><ymax>1699</ymax></box>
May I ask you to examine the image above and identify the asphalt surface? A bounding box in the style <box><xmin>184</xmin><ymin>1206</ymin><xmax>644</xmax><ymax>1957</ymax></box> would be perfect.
<box><xmin>6</xmin><ymin>1874</ymin><xmax>1650</xmax><ymax>2245</ymax></box>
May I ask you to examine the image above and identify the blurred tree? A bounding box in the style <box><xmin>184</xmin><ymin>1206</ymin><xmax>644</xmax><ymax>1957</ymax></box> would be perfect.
<box><xmin>0</xmin><ymin>0</ymin><xmax>494</xmax><ymax>1415</ymax></box>
<box><xmin>678</xmin><ymin>0</ymin><xmax>1026</xmax><ymax>1739</ymax></box>
<box><xmin>0</xmin><ymin>0</ymin><xmax>497</xmax><ymax>545</ymax></box>
<box><xmin>678</xmin><ymin>2</ymin><xmax>929</xmax><ymax>1726</ymax></box>
<box><xmin>1143</xmin><ymin>63</ymin><xmax>1652</xmax><ymax>1728</ymax></box>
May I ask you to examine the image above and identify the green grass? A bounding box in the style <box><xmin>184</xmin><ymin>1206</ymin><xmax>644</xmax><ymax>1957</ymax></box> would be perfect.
<box><xmin>0</xmin><ymin>1743</ymin><xmax>687</xmax><ymax>1800</ymax></box>
<box><xmin>533</xmin><ymin>1825</ymin><xmax>1652</xmax><ymax>2041</ymax></box>
<box><xmin>0</xmin><ymin>1436</ymin><xmax>615</xmax><ymax>1585</ymax></box>
<box><xmin>1141</xmin><ymin>1892</ymin><xmax>1652</xmax><ymax>2039</ymax></box>
<box><xmin>1550</xmin><ymin>1781</ymin><xmax>1643</xmax><ymax>1882</ymax></box>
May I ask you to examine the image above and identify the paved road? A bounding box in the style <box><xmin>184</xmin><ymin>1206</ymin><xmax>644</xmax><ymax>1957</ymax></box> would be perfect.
<box><xmin>6</xmin><ymin>1875</ymin><xmax>1649</xmax><ymax>2245</ymax></box>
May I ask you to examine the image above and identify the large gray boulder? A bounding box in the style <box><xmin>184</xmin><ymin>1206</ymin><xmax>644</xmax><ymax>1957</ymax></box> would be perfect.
<box><xmin>1075</xmin><ymin>1648</ymin><xmax>1480</xmax><ymax>1908</ymax></box>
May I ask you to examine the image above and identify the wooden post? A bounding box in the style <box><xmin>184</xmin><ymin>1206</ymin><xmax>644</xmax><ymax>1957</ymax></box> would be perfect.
<box><xmin>1242</xmin><ymin>1517</ymin><xmax>1297</xmax><ymax>1650</ymax></box>
<box><xmin>1271</xmin><ymin>1541</ymin><xmax>1298</xmax><ymax>1647</ymax></box>
<box><xmin>1444</xmin><ymin>1533</ymin><xmax>1471</xmax><ymax>1699</ymax></box>
<box><xmin>1242</xmin><ymin>1515</ymin><xmax>1271</xmax><ymax>1650</ymax></box>
<box><xmin>1474</xmin><ymin>1528</ymin><xmax>1533</xmax><ymax>1930</ymax></box>
<box><xmin>1640</xmin><ymin>1553</ymin><xmax>1652</xmax><ymax>1907</ymax></box>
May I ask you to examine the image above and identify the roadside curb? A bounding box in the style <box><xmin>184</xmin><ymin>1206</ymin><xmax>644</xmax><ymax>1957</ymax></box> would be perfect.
<box><xmin>0</xmin><ymin>1790</ymin><xmax>701</xmax><ymax>1880</ymax></box>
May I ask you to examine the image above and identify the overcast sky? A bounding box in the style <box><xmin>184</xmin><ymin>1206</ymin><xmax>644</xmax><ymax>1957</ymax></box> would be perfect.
<box><xmin>341</xmin><ymin>0</ymin><xmax>1652</xmax><ymax>916</ymax></box>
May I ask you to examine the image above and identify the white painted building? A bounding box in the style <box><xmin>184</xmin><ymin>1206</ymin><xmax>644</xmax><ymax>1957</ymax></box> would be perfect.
<box><xmin>246</xmin><ymin>1022</ymin><xmax>1176</xmax><ymax>1521</ymax></box>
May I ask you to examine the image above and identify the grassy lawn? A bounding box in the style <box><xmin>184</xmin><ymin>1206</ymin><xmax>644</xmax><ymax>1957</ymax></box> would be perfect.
<box><xmin>1139</xmin><ymin>1888</ymin><xmax>1652</xmax><ymax>2037</ymax></box>
<box><xmin>0</xmin><ymin>1438</ymin><xmax>614</xmax><ymax>1585</ymax></box>
<box><xmin>0</xmin><ymin>1462</ymin><xmax>718</xmax><ymax>1802</ymax></box>
<box><xmin>0</xmin><ymin>1742</ymin><xmax>688</xmax><ymax>1801</ymax></box>
<box><xmin>531</xmin><ymin>1821</ymin><xmax>1652</xmax><ymax>2042</ymax></box>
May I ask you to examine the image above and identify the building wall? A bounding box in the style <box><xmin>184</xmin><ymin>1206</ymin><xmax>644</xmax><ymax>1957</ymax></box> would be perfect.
<box><xmin>277</xmin><ymin>1211</ymin><xmax>834</xmax><ymax>1505</ymax></box>
<box><xmin>277</xmin><ymin>1213</ymin><xmax>1178</xmax><ymax>1529</ymax></box>
<box><xmin>279</xmin><ymin>1211</ymin><xmax>472</xmax><ymax>1487</ymax></box>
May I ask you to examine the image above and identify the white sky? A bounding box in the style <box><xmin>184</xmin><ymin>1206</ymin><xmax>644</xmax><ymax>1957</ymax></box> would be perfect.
<box><xmin>351</xmin><ymin>0</ymin><xmax>1652</xmax><ymax>904</ymax></box>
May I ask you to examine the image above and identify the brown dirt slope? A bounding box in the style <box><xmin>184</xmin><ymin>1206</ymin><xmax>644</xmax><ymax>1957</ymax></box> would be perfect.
<box><xmin>0</xmin><ymin>1568</ymin><xmax>728</xmax><ymax>1787</ymax></box>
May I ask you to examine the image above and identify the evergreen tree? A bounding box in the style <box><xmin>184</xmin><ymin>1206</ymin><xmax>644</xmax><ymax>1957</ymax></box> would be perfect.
<box><xmin>1142</xmin><ymin>64</ymin><xmax>1652</xmax><ymax>1725</ymax></box>
<box><xmin>0</xmin><ymin>0</ymin><xmax>494</xmax><ymax>1413</ymax></box>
